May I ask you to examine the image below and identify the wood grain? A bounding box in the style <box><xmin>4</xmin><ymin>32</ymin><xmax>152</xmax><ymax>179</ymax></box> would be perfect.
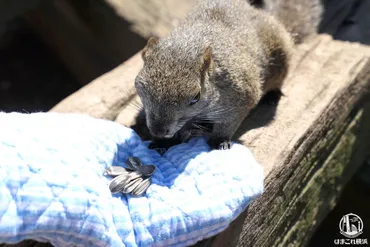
<box><xmin>105</xmin><ymin>0</ymin><xmax>197</xmax><ymax>38</ymax></box>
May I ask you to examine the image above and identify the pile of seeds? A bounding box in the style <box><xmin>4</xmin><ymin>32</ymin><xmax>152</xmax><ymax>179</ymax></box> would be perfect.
<box><xmin>104</xmin><ymin>156</ymin><xmax>156</xmax><ymax>196</ymax></box>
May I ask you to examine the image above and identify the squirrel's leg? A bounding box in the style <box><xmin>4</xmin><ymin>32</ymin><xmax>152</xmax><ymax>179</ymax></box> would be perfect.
<box><xmin>207</xmin><ymin>111</ymin><xmax>248</xmax><ymax>150</ymax></box>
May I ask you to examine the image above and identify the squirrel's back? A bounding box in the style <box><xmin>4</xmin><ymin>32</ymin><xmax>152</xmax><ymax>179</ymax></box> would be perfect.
<box><xmin>158</xmin><ymin>0</ymin><xmax>294</xmax><ymax>95</ymax></box>
<box><xmin>254</xmin><ymin>0</ymin><xmax>323</xmax><ymax>43</ymax></box>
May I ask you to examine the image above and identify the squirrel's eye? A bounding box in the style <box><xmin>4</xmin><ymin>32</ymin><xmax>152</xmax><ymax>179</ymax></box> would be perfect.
<box><xmin>190</xmin><ymin>92</ymin><xmax>201</xmax><ymax>106</ymax></box>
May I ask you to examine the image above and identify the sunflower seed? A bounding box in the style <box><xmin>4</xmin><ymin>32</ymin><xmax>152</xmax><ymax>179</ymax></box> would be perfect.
<box><xmin>128</xmin><ymin>171</ymin><xmax>142</xmax><ymax>180</ymax></box>
<box><xmin>108</xmin><ymin>174</ymin><xmax>131</xmax><ymax>193</ymax></box>
<box><xmin>106</xmin><ymin>156</ymin><xmax>156</xmax><ymax>196</ymax></box>
<box><xmin>122</xmin><ymin>177</ymin><xmax>143</xmax><ymax>194</ymax></box>
<box><xmin>126</xmin><ymin>156</ymin><xmax>143</xmax><ymax>170</ymax></box>
<box><xmin>132</xmin><ymin>178</ymin><xmax>151</xmax><ymax>196</ymax></box>
<box><xmin>137</xmin><ymin>164</ymin><xmax>156</xmax><ymax>177</ymax></box>
<box><xmin>104</xmin><ymin>166</ymin><xmax>131</xmax><ymax>177</ymax></box>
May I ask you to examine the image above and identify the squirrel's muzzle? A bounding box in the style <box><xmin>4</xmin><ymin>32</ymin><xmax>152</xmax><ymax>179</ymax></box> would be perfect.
<box><xmin>146</xmin><ymin>110</ymin><xmax>180</xmax><ymax>138</ymax></box>
<box><xmin>149</xmin><ymin>122</ymin><xmax>173</xmax><ymax>138</ymax></box>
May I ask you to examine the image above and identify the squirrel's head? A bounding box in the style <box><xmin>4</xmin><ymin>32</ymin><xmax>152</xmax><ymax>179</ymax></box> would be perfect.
<box><xmin>135</xmin><ymin>36</ymin><xmax>216</xmax><ymax>139</ymax></box>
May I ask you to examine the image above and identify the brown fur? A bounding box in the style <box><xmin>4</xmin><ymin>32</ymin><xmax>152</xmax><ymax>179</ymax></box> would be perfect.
<box><xmin>261</xmin><ymin>0</ymin><xmax>323</xmax><ymax>44</ymax></box>
<box><xmin>135</xmin><ymin>0</ymin><xmax>322</xmax><ymax>150</ymax></box>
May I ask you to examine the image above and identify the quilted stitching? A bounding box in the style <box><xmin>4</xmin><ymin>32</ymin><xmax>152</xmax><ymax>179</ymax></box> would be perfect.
<box><xmin>0</xmin><ymin>112</ymin><xmax>263</xmax><ymax>247</ymax></box>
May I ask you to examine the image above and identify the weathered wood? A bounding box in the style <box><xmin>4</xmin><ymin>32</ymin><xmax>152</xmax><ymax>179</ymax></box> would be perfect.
<box><xmin>282</xmin><ymin>103</ymin><xmax>370</xmax><ymax>245</ymax></box>
<box><xmin>51</xmin><ymin>53</ymin><xmax>142</xmax><ymax>119</ymax></box>
<box><xmin>104</xmin><ymin>0</ymin><xmax>197</xmax><ymax>38</ymax></box>
<box><xmin>51</xmin><ymin>34</ymin><xmax>370</xmax><ymax>246</ymax></box>
<box><xmin>216</xmin><ymin>101</ymin><xmax>370</xmax><ymax>247</ymax></box>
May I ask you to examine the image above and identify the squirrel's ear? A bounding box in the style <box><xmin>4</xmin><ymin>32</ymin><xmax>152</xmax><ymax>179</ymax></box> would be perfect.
<box><xmin>200</xmin><ymin>46</ymin><xmax>213</xmax><ymax>73</ymax></box>
<box><xmin>142</xmin><ymin>37</ymin><xmax>159</xmax><ymax>60</ymax></box>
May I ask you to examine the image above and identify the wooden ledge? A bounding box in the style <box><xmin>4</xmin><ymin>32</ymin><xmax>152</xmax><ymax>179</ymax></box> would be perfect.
<box><xmin>51</xmin><ymin>34</ymin><xmax>370</xmax><ymax>246</ymax></box>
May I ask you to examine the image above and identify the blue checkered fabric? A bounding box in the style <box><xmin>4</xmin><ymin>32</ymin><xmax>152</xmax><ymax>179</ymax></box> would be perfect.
<box><xmin>0</xmin><ymin>112</ymin><xmax>263</xmax><ymax>247</ymax></box>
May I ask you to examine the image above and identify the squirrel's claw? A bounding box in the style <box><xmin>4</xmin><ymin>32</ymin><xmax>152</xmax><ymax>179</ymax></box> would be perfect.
<box><xmin>208</xmin><ymin>138</ymin><xmax>232</xmax><ymax>150</ymax></box>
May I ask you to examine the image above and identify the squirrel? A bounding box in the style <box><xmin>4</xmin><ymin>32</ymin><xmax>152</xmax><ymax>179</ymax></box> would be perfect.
<box><xmin>134</xmin><ymin>0</ymin><xmax>323</xmax><ymax>150</ymax></box>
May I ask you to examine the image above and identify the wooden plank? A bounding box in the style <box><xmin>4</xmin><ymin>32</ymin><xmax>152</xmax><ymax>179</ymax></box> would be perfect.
<box><xmin>51</xmin><ymin>53</ymin><xmax>143</xmax><ymax>119</ymax></box>
<box><xmin>104</xmin><ymin>0</ymin><xmax>197</xmax><ymax>38</ymax></box>
<box><xmin>214</xmin><ymin>96</ymin><xmax>370</xmax><ymax>246</ymax></box>
<box><xmin>51</xmin><ymin>35</ymin><xmax>370</xmax><ymax>246</ymax></box>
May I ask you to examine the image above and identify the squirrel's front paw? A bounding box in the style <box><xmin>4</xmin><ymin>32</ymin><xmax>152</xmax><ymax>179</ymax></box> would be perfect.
<box><xmin>207</xmin><ymin>137</ymin><xmax>232</xmax><ymax>150</ymax></box>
